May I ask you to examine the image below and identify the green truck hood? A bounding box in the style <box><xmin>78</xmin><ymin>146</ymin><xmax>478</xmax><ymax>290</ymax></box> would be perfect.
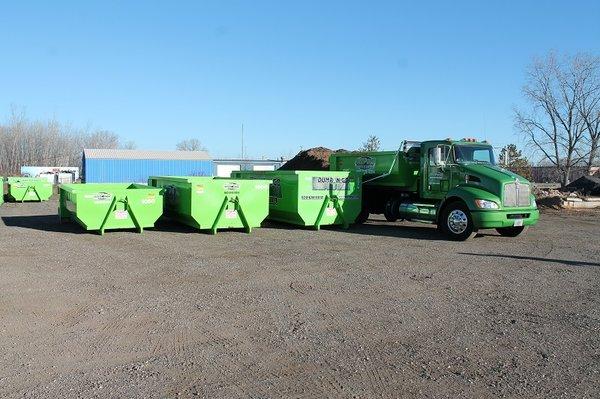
<box><xmin>460</xmin><ymin>163</ymin><xmax>530</xmax><ymax>185</ymax></box>
<box><xmin>454</xmin><ymin>163</ymin><xmax>534</xmax><ymax>208</ymax></box>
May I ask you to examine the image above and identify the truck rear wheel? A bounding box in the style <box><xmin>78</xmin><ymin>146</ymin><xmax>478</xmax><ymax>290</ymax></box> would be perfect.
<box><xmin>384</xmin><ymin>200</ymin><xmax>399</xmax><ymax>222</ymax></box>
<box><xmin>440</xmin><ymin>201</ymin><xmax>477</xmax><ymax>241</ymax></box>
<box><xmin>496</xmin><ymin>226</ymin><xmax>528</xmax><ymax>237</ymax></box>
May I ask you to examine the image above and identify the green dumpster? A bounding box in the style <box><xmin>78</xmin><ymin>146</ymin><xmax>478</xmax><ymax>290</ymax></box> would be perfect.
<box><xmin>231</xmin><ymin>170</ymin><xmax>362</xmax><ymax>229</ymax></box>
<box><xmin>148</xmin><ymin>176</ymin><xmax>272</xmax><ymax>234</ymax></box>
<box><xmin>59</xmin><ymin>183</ymin><xmax>164</xmax><ymax>235</ymax></box>
<box><xmin>5</xmin><ymin>177</ymin><xmax>53</xmax><ymax>202</ymax></box>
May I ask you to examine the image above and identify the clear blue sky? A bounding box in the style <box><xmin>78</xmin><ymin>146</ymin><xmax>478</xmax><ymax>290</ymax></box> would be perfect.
<box><xmin>1</xmin><ymin>1</ymin><xmax>599</xmax><ymax>159</ymax></box>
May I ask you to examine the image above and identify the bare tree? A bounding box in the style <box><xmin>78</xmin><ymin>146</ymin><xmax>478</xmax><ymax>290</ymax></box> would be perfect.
<box><xmin>0</xmin><ymin>108</ymin><xmax>132</xmax><ymax>175</ymax></box>
<box><xmin>119</xmin><ymin>140</ymin><xmax>137</xmax><ymax>150</ymax></box>
<box><xmin>176</xmin><ymin>138</ymin><xmax>206</xmax><ymax>151</ymax></box>
<box><xmin>359</xmin><ymin>135</ymin><xmax>381</xmax><ymax>152</ymax></box>
<box><xmin>574</xmin><ymin>55</ymin><xmax>600</xmax><ymax>173</ymax></box>
<box><xmin>515</xmin><ymin>53</ymin><xmax>592</xmax><ymax>186</ymax></box>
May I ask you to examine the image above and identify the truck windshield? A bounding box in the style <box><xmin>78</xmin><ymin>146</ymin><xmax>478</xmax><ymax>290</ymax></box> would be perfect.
<box><xmin>454</xmin><ymin>145</ymin><xmax>495</xmax><ymax>165</ymax></box>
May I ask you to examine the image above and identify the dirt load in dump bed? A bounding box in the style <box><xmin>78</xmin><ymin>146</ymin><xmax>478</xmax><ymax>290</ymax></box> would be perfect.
<box><xmin>280</xmin><ymin>147</ymin><xmax>347</xmax><ymax>171</ymax></box>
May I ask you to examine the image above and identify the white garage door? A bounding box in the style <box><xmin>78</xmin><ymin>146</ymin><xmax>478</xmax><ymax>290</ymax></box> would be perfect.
<box><xmin>216</xmin><ymin>164</ymin><xmax>241</xmax><ymax>177</ymax></box>
<box><xmin>253</xmin><ymin>165</ymin><xmax>276</xmax><ymax>171</ymax></box>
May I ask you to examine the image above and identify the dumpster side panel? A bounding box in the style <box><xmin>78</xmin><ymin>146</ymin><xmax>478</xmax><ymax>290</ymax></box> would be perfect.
<box><xmin>59</xmin><ymin>184</ymin><xmax>163</xmax><ymax>233</ymax></box>
<box><xmin>296</xmin><ymin>172</ymin><xmax>362</xmax><ymax>227</ymax></box>
<box><xmin>150</xmin><ymin>176</ymin><xmax>271</xmax><ymax>233</ymax></box>
<box><xmin>190</xmin><ymin>178</ymin><xmax>271</xmax><ymax>230</ymax></box>
<box><xmin>233</xmin><ymin>170</ymin><xmax>362</xmax><ymax>227</ymax></box>
<box><xmin>6</xmin><ymin>177</ymin><xmax>53</xmax><ymax>202</ymax></box>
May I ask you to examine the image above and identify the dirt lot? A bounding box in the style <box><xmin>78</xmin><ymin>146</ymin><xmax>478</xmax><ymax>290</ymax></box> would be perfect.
<box><xmin>0</xmin><ymin>200</ymin><xmax>598</xmax><ymax>398</ymax></box>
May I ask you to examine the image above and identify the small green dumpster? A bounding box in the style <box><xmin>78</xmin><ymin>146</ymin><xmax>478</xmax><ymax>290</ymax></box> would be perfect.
<box><xmin>5</xmin><ymin>177</ymin><xmax>53</xmax><ymax>202</ymax></box>
<box><xmin>59</xmin><ymin>183</ymin><xmax>164</xmax><ymax>235</ymax></box>
<box><xmin>231</xmin><ymin>170</ymin><xmax>362</xmax><ymax>229</ymax></box>
<box><xmin>148</xmin><ymin>176</ymin><xmax>271</xmax><ymax>234</ymax></box>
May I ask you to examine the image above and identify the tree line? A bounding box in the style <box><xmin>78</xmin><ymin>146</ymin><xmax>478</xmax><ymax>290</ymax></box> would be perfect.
<box><xmin>515</xmin><ymin>52</ymin><xmax>600</xmax><ymax>185</ymax></box>
<box><xmin>0</xmin><ymin>109</ymin><xmax>135</xmax><ymax>176</ymax></box>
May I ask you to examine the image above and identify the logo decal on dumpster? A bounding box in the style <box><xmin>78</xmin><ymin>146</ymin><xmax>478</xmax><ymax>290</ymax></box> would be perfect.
<box><xmin>355</xmin><ymin>156</ymin><xmax>376</xmax><ymax>173</ymax></box>
<box><xmin>312</xmin><ymin>176</ymin><xmax>349</xmax><ymax>191</ymax></box>
<box><xmin>223</xmin><ymin>182</ymin><xmax>240</xmax><ymax>193</ymax></box>
<box><xmin>92</xmin><ymin>192</ymin><xmax>112</xmax><ymax>202</ymax></box>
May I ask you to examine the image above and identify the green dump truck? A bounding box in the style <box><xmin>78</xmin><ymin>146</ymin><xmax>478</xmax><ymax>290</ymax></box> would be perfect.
<box><xmin>231</xmin><ymin>170</ymin><xmax>362</xmax><ymax>229</ymax></box>
<box><xmin>5</xmin><ymin>177</ymin><xmax>53</xmax><ymax>202</ymax></box>
<box><xmin>330</xmin><ymin>139</ymin><xmax>540</xmax><ymax>240</ymax></box>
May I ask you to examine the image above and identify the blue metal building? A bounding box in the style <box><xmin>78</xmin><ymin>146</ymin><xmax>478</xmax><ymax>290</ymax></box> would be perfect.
<box><xmin>83</xmin><ymin>149</ymin><xmax>213</xmax><ymax>183</ymax></box>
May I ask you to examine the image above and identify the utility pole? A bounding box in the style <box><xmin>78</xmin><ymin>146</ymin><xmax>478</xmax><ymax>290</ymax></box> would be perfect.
<box><xmin>241</xmin><ymin>123</ymin><xmax>244</xmax><ymax>160</ymax></box>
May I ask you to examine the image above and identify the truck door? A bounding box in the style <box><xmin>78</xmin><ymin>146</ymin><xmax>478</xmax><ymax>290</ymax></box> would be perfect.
<box><xmin>424</xmin><ymin>144</ymin><xmax>452</xmax><ymax>199</ymax></box>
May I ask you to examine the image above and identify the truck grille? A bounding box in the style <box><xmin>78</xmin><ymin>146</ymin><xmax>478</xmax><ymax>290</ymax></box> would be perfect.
<box><xmin>503</xmin><ymin>182</ymin><xmax>531</xmax><ymax>207</ymax></box>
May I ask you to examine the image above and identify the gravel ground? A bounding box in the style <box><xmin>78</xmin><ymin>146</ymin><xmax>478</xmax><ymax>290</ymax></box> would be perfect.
<box><xmin>0</xmin><ymin>200</ymin><xmax>598</xmax><ymax>398</ymax></box>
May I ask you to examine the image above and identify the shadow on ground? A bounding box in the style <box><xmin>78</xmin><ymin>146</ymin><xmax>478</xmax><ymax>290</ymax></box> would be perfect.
<box><xmin>458</xmin><ymin>252</ymin><xmax>600</xmax><ymax>267</ymax></box>
<box><xmin>2</xmin><ymin>214</ymin><xmax>83</xmax><ymax>234</ymax></box>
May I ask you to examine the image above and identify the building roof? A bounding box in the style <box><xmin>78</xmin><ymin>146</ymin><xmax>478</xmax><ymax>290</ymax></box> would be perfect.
<box><xmin>83</xmin><ymin>148</ymin><xmax>211</xmax><ymax>161</ymax></box>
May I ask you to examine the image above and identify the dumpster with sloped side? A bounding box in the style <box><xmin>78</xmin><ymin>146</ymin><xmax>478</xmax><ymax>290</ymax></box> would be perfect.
<box><xmin>231</xmin><ymin>170</ymin><xmax>362</xmax><ymax>229</ymax></box>
<box><xmin>5</xmin><ymin>177</ymin><xmax>53</xmax><ymax>202</ymax></box>
<box><xmin>59</xmin><ymin>183</ymin><xmax>163</xmax><ymax>235</ymax></box>
<box><xmin>148</xmin><ymin>176</ymin><xmax>272</xmax><ymax>234</ymax></box>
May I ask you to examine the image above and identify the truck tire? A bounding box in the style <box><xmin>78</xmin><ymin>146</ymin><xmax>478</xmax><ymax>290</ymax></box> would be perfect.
<box><xmin>440</xmin><ymin>201</ymin><xmax>477</xmax><ymax>241</ymax></box>
<box><xmin>496</xmin><ymin>226</ymin><xmax>528</xmax><ymax>237</ymax></box>
<box><xmin>355</xmin><ymin>209</ymin><xmax>369</xmax><ymax>224</ymax></box>
<box><xmin>384</xmin><ymin>200</ymin><xmax>398</xmax><ymax>222</ymax></box>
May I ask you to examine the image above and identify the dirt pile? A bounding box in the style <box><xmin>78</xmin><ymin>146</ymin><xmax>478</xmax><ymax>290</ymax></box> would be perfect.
<box><xmin>280</xmin><ymin>147</ymin><xmax>347</xmax><ymax>171</ymax></box>
<box><xmin>534</xmin><ymin>187</ymin><xmax>565</xmax><ymax>209</ymax></box>
<box><xmin>566</xmin><ymin>175</ymin><xmax>600</xmax><ymax>196</ymax></box>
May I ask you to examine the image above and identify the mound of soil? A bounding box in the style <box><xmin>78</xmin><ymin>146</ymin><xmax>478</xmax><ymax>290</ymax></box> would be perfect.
<box><xmin>566</xmin><ymin>175</ymin><xmax>600</xmax><ymax>196</ymax></box>
<box><xmin>280</xmin><ymin>147</ymin><xmax>347</xmax><ymax>171</ymax></box>
<box><xmin>536</xmin><ymin>195</ymin><xmax>564</xmax><ymax>209</ymax></box>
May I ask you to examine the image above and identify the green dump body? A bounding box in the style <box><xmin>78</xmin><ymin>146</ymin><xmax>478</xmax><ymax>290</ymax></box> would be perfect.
<box><xmin>5</xmin><ymin>177</ymin><xmax>53</xmax><ymax>202</ymax></box>
<box><xmin>231</xmin><ymin>170</ymin><xmax>362</xmax><ymax>229</ymax></box>
<box><xmin>329</xmin><ymin>150</ymin><xmax>420</xmax><ymax>190</ymax></box>
<box><xmin>148</xmin><ymin>176</ymin><xmax>272</xmax><ymax>234</ymax></box>
<box><xmin>59</xmin><ymin>183</ymin><xmax>164</xmax><ymax>235</ymax></box>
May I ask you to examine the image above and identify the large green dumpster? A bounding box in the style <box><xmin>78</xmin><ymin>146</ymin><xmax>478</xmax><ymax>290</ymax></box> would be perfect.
<box><xmin>148</xmin><ymin>176</ymin><xmax>271</xmax><ymax>234</ymax></box>
<box><xmin>5</xmin><ymin>177</ymin><xmax>53</xmax><ymax>202</ymax></box>
<box><xmin>59</xmin><ymin>183</ymin><xmax>164</xmax><ymax>235</ymax></box>
<box><xmin>231</xmin><ymin>170</ymin><xmax>362</xmax><ymax>229</ymax></box>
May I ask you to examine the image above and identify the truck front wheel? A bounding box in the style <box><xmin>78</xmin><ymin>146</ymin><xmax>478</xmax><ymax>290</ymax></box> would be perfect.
<box><xmin>496</xmin><ymin>226</ymin><xmax>528</xmax><ymax>237</ymax></box>
<box><xmin>440</xmin><ymin>201</ymin><xmax>477</xmax><ymax>241</ymax></box>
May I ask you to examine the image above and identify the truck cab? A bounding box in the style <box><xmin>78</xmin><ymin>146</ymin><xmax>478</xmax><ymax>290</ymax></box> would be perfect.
<box><xmin>329</xmin><ymin>139</ymin><xmax>539</xmax><ymax>240</ymax></box>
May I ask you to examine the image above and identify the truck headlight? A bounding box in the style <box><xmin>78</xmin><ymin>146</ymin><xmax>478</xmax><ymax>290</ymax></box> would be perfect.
<box><xmin>474</xmin><ymin>199</ymin><xmax>499</xmax><ymax>209</ymax></box>
<box><xmin>532</xmin><ymin>197</ymin><xmax>537</xmax><ymax>208</ymax></box>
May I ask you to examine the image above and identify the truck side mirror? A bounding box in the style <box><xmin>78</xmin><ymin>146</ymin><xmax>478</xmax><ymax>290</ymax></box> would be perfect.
<box><xmin>434</xmin><ymin>147</ymin><xmax>444</xmax><ymax>166</ymax></box>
